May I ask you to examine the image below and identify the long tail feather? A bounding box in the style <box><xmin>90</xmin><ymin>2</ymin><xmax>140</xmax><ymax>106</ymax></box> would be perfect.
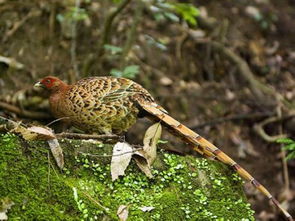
<box><xmin>140</xmin><ymin>102</ymin><xmax>293</xmax><ymax>221</ymax></box>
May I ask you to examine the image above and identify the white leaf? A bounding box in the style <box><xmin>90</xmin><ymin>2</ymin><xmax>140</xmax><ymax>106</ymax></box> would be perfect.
<box><xmin>111</xmin><ymin>142</ymin><xmax>133</xmax><ymax>181</ymax></box>
<box><xmin>0</xmin><ymin>212</ymin><xmax>7</xmax><ymax>220</ymax></box>
<box><xmin>117</xmin><ymin>205</ymin><xmax>128</xmax><ymax>221</ymax></box>
<box><xmin>47</xmin><ymin>138</ymin><xmax>64</xmax><ymax>169</ymax></box>
<box><xmin>17</xmin><ymin>126</ymin><xmax>55</xmax><ymax>141</ymax></box>
<box><xmin>139</xmin><ymin>206</ymin><xmax>155</xmax><ymax>212</ymax></box>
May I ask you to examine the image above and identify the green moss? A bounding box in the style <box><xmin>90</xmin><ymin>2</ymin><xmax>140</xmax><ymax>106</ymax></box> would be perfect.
<box><xmin>0</xmin><ymin>133</ymin><xmax>255</xmax><ymax>220</ymax></box>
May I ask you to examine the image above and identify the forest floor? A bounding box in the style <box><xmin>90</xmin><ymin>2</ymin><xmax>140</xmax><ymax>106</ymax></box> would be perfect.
<box><xmin>0</xmin><ymin>0</ymin><xmax>294</xmax><ymax>220</ymax></box>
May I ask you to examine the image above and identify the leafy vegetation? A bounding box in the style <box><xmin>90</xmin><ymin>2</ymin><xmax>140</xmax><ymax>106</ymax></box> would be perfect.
<box><xmin>111</xmin><ymin>65</ymin><xmax>140</xmax><ymax>79</ymax></box>
<box><xmin>277</xmin><ymin>138</ymin><xmax>295</xmax><ymax>161</ymax></box>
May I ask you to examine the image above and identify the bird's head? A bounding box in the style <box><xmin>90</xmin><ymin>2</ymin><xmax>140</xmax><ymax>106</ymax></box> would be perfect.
<box><xmin>34</xmin><ymin>76</ymin><xmax>67</xmax><ymax>93</ymax></box>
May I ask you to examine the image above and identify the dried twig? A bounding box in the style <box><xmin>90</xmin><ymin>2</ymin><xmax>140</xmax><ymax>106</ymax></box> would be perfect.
<box><xmin>78</xmin><ymin>147</ymin><xmax>142</xmax><ymax>158</ymax></box>
<box><xmin>0</xmin><ymin>101</ymin><xmax>51</xmax><ymax>119</ymax></box>
<box><xmin>82</xmin><ymin>191</ymin><xmax>110</xmax><ymax>213</ymax></box>
<box><xmin>277</xmin><ymin>106</ymin><xmax>291</xmax><ymax>199</ymax></box>
<box><xmin>3</xmin><ymin>9</ymin><xmax>41</xmax><ymax>41</ymax></box>
<box><xmin>254</xmin><ymin>113</ymin><xmax>295</xmax><ymax>142</ymax></box>
<box><xmin>56</xmin><ymin>132</ymin><xmax>120</xmax><ymax>141</ymax></box>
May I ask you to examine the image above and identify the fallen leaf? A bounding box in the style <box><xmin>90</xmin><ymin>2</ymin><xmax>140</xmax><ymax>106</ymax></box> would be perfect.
<box><xmin>143</xmin><ymin>123</ymin><xmax>162</xmax><ymax>166</ymax></box>
<box><xmin>47</xmin><ymin>138</ymin><xmax>64</xmax><ymax>169</ymax></box>
<box><xmin>0</xmin><ymin>197</ymin><xmax>14</xmax><ymax>220</ymax></box>
<box><xmin>139</xmin><ymin>206</ymin><xmax>155</xmax><ymax>212</ymax></box>
<box><xmin>133</xmin><ymin>150</ymin><xmax>153</xmax><ymax>178</ymax></box>
<box><xmin>111</xmin><ymin>142</ymin><xmax>133</xmax><ymax>181</ymax></box>
<box><xmin>16</xmin><ymin>126</ymin><xmax>55</xmax><ymax>141</ymax></box>
<box><xmin>117</xmin><ymin>205</ymin><xmax>128</xmax><ymax>221</ymax></box>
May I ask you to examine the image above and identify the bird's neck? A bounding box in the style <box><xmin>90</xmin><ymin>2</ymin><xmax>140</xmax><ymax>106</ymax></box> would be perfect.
<box><xmin>49</xmin><ymin>84</ymin><xmax>70</xmax><ymax>117</ymax></box>
<box><xmin>49</xmin><ymin>82</ymin><xmax>69</xmax><ymax>94</ymax></box>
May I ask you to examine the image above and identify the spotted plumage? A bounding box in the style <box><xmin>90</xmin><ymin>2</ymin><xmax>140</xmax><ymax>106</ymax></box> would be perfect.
<box><xmin>35</xmin><ymin>76</ymin><xmax>292</xmax><ymax>220</ymax></box>
<box><xmin>41</xmin><ymin>76</ymin><xmax>158</xmax><ymax>134</ymax></box>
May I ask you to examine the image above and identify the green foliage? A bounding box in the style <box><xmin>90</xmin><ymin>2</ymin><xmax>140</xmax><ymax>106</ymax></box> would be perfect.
<box><xmin>169</xmin><ymin>3</ymin><xmax>200</xmax><ymax>26</ymax></box>
<box><xmin>149</xmin><ymin>1</ymin><xmax>199</xmax><ymax>26</ymax></box>
<box><xmin>73</xmin><ymin>187</ymin><xmax>90</xmax><ymax>220</ymax></box>
<box><xmin>277</xmin><ymin>138</ymin><xmax>295</xmax><ymax>161</ymax></box>
<box><xmin>57</xmin><ymin>6</ymin><xmax>89</xmax><ymax>23</ymax></box>
<box><xmin>103</xmin><ymin>44</ymin><xmax>123</xmax><ymax>55</ymax></box>
<box><xmin>111</xmin><ymin>65</ymin><xmax>140</xmax><ymax>79</ymax></box>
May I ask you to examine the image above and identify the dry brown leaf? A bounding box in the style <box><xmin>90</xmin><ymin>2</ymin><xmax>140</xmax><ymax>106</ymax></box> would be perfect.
<box><xmin>47</xmin><ymin>139</ymin><xmax>64</xmax><ymax>169</ymax></box>
<box><xmin>133</xmin><ymin>150</ymin><xmax>153</xmax><ymax>178</ymax></box>
<box><xmin>16</xmin><ymin>126</ymin><xmax>55</xmax><ymax>141</ymax></box>
<box><xmin>15</xmin><ymin>125</ymin><xmax>64</xmax><ymax>169</ymax></box>
<box><xmin>117</xmin><ymin>205</ymin><xmax>128</xmax><ymax>221</ymax></box>
<box><xmin>111</xmin><ymin>142</ymin><xmax>133</xmax><ymax>181</ymax></box>
<box><xmin>143</xmin><ymin>123</ymin><xmax>162</xmax><ymax>166</ymax></box>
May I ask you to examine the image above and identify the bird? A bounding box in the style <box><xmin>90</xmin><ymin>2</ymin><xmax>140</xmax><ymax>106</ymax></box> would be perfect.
<box><xmin>35</xmin><ymin>76</ymin><xmax>293</xmax><ymax>221</ymax></box>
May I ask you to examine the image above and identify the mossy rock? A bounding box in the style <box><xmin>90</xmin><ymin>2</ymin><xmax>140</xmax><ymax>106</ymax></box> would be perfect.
<box><xmin>0</xmin><ymin>133</ymin><xmax>255</xmax><ymax>220</ymax></box>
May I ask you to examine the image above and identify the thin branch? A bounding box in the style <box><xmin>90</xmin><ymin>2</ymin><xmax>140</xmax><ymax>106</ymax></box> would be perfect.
<box><xmin>98</xmin><ymin>0</ymin><xmax>132</xmax><ymax>57</ymax></box>
<box><xmin>253</xmin><ymin>114</ymin><xmax>295</xmax><ymax>142</ymax></box>
<box><xmin>56</xmin><ymin>132</ymin><xmax>121</xmax><ymax>141</ymax></box>
<box><xmin>46</xmin><ymin>117</ymin><xmax>70</xmax><ymax>127</ymax></box>
<box><xmin>82</xmin><ymin>191</ymin><xmax>110</xmax><ymax>213</ymax></box>
<box><xmin>277</xmin><ymin>106</ymin><xmax>290</xmax><ymax>196</ymax></box>
<box><xmin>3</xmin><ymin>9</ymin><xmax>41</xmax><ymax>41</ymax></box>
<box><xmin>0</xmin><ymin>101</ymin><xmax>51</xmax><ymax>119</ymax></box>
<box><xmin>78</xmin><ymin>147</ymin><xmax>142</xmax><ymax>158</ymax></box>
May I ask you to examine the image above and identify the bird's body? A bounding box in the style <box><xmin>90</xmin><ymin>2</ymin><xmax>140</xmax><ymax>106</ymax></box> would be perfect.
<box><xmin>35</xmin><ymin>76</ymin><xmax>293</xmax><ymax>221</ymax></box>
<box><xmin>46</xmin><ymin>76</ymin><xmax>160</xmax><ymax>134</ymax></box>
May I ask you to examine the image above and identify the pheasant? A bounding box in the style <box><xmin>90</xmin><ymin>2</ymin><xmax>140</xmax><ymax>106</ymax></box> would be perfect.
<box><xmin>35</xmin><ymin>76</ymin><xmax>293</xmax><ymax>220</ymax></box>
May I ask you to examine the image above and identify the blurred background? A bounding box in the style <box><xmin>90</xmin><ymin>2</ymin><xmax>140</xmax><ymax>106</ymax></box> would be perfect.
<box><xmin>0</xmin><ymin>0</ymin><xmax>294</xmax><ymax>220</ymax></box>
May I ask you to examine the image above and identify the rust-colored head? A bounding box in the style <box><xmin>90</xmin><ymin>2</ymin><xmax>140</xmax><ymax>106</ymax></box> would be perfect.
<box><xmin>34</xmin><ymin>76</ymin><xmax>68</xmax><ymax>92</ymax></box>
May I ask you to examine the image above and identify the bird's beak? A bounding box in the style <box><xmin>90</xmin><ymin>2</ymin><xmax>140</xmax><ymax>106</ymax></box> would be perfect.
<box><xmin>34</xmin><ymin>81</ymin><xmax>45</xmax><ymax>89</ymax></box>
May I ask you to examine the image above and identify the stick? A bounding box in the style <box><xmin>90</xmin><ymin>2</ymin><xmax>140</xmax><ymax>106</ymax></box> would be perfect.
<box><xmin>56</xmin><ymin>132</ymin><xmax>120</xmax><ymax>141</ymax></box>
<box><xmin>0</xmin><ymin>101</ymin><xmax>51</xmax><ymax>119</ymax></box>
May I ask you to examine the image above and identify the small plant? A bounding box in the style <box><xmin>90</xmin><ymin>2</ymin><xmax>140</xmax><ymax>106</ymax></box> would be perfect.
<box><xmin>73</xmin><ymin>187</ymin><xmax>90</xmax><ymax>220</ymax></box>
<box><xmin>103</xmin><ymin>44</ymin><xmax>123</xmax><ymax>55</ymax></box>
<box><xmin>57</xmin><ymin>6</ymin><xmax>89</xmax><ymax>23</ymax></box>
<box><xmin>149</xmin><ymin>1</ymin><xmax>199</xmax><ymax>26</ymax></box>
<box><xmin>111</xmin><ymin>65</ymin><xmax>140</xmax><ymax>79</ymax></box>
<box><xmin>169</xmin><ymin>3</ymin><xmax>200</xmax><ymax>26</ymax></box>
<box><xmin>277</xmin><ymin>138</ymin><xmax>295</xmax><ymax>161</ymax></box>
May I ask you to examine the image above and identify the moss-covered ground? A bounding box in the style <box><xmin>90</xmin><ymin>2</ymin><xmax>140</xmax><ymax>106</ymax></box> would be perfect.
<box><xmin>0</xmin><ymin>133</ymin><xmax>255</xmax><ymax>220</ymax></box>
